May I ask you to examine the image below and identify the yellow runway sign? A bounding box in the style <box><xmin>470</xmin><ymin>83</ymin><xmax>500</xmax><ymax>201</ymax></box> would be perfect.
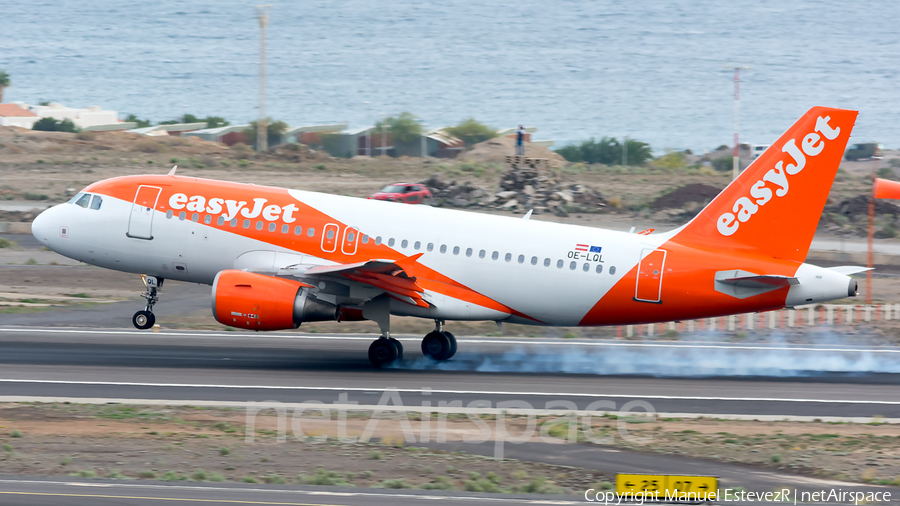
<box><xmin>616</xmin><ymin>474</ymin><xmax>718</xmax><ymax>502</ymax></box>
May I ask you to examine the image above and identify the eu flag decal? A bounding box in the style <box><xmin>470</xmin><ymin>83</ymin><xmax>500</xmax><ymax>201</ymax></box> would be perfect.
<box><xmin>589</xmin><ymin>246</ymin><xmax>602</xmax><ymax>253</ymax></box>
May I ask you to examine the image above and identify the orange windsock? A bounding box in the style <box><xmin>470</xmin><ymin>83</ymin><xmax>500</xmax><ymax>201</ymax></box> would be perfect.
<box><xmin>874</xmin><ymin>178</ymin><xmax>900</xmax><ymax>200</ymax></box>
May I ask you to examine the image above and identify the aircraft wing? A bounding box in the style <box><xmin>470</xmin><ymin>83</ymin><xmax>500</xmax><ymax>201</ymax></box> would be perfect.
<box><xmin>283</xmin><ymin>254</ymin><xmax>433</xmax><ymax>308</ymax></box>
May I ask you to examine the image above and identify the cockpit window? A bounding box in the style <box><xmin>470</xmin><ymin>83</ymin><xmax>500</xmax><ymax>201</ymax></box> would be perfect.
<box><xmin>68</xmin><ymin>192</ymin><xmax>85</xmax><ymax>204</ymax></box>
<box><xmin>90</xmin><ymin>195</ymin><xmax>102</xmax><ymax>210</ymax></box>
<box><xmin>74</xmin><ymin>193</ymin><xmax>91</xmax><ymax>208</ymax></box>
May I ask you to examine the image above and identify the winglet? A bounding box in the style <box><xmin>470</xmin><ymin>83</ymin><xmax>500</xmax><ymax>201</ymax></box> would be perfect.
<box><xmin>167</xmin><ymin>165</ymin><xmax>178</xmax><ymax>176</ymax></box>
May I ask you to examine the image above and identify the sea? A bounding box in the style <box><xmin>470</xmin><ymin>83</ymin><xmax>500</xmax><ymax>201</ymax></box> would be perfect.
<box><xmin>3</xmin><ymin>0</ymin><xmax>899</xmax><ymax>153</ymax></box>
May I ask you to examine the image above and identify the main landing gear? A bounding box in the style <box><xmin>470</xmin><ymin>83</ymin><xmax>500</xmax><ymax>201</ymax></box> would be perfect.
<box><xmin>133</xmin><ymin>275</ymin><xmax>163</xmax><ymax>330</ymax></box>
<box><xmin>361</xmin><ymin>295</ymin><xmax>458</xmax><ymax>368</ymax></box>
<box><xmin>421</xmin><ymin>320</ymin><xmax>457</xmax><ymax>361</ymax></box>
<box><xmin>366</xmin><ymin>320</ymin><xmax>457</xmax><ymax>368</ymax></box>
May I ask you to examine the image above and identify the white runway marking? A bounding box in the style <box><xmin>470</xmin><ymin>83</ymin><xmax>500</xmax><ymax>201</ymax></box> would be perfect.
<box><xmin>0</xmin><ymin>378</ymin><xmax>896</xmax><ymax>405</ymax></box>
<box><xmin>1</xmin><ymin>327</ymin><xmax>898</xmax><ymax>354</ymax></box>
<box><xmin>0</xmin><ymin>478</ymin><xmax>574</xmax><ymax>504</ymax></box>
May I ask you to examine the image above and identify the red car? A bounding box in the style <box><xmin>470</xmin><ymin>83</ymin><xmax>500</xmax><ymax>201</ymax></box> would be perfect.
<box><xmin>369</xmin><ymin>183</ymin><xmax>432</xmax><ymax>204</ymax></box>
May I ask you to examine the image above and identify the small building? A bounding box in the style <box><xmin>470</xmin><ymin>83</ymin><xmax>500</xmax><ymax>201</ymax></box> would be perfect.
<box><xmin>320</xmin><ymin>126</ymin><xmax>394</xmax><ymax>158</ymax></box>
<box><xmin>82</xmin><ymin>122</ymin><xmax>137</xmax><ymax>132</ymax></box>
<box><xmin>0</xmin><ymin>103</ymin><xmax>39</xmax><ymax>128</ymax></box>
<box><xmin>29</xmin><ymin>102</ymin><xmax>121</xmax><ymax>129</ymax></box>
<box><xmin>182</xmin><ymin>125</ymin><xmax>250</xmax><ymax>146</ymax></box>
<box><xmin>126</xmin><ymin>123</ymin><xmax>208</xmax><ymax>137</ymax></box>
<box><xmin>283</xmin><ymin>124</ymin><xmax>347</xmax><ymax>147</ymax></box>
<box><xmin>423</xmin><ymin>129</ymin><xmax>465</xmax><ymax>158</ymax></box>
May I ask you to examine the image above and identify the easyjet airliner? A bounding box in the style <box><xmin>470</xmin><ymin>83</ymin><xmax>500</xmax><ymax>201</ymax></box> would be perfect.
<box><xmin>32</xmin><ymin>107</ymin><xmax>864</xmax><ymax>366</ymax></box>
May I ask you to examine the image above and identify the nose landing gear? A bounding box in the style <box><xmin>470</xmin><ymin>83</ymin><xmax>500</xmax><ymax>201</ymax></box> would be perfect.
<box><xmin>133</xmin><ymin>275</ymin><xmax>163</xmax><ymax>330</ymax></box>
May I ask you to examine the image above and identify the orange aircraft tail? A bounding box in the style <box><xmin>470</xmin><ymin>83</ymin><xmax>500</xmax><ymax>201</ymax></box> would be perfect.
<box><xmin>674</xmin><ymin>107</ymin><xmax>857</xmax><ymax>262</ymax></box>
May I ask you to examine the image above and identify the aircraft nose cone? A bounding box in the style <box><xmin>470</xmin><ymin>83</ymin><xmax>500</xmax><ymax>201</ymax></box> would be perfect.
<box><xmin>31</xmin><ymin>207</ymin><xmax>54</xmax><ymax>247</ymax></box>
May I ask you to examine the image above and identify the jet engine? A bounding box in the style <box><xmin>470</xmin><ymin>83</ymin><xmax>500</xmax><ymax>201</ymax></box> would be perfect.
<box><xmin>211</xmin><ymin>270</ymin><xmax>338</xmax><ymax>330</ymax></box>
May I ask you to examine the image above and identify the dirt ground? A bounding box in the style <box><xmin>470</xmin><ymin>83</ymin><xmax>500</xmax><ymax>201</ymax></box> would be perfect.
<box><xmin>0</xmin><ymin>403</ymin><xmax>606</xmax><ymax>494</ymax></box>
<box><xmin>0</xmin><ymin>403</ymin><xmax>897</xmax><ymax>488</ymax></box>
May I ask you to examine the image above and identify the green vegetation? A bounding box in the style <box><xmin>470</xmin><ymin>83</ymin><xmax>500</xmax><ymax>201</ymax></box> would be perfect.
<box><xmin>124</xmin><ymin>114</ymin><xmax>152</xmax><ymax>128</ymax></box>
<box><xmin>376</xmin><ymin>112</ymin><xmax>423</xmax><ymax>144</ymax></box>
<box><xmin>380</xmin><ymin>478</ymin><xmax>412</xmax><ymax>489</ymax></box>
<box><xmin>0</xmin><ymin>238</ymin><xmax>17</xmax><ymax>248</ymax></box>
<box><xmin>445</xmin><ymin>118</ymin><xmax>498</xmax><ymax>147</ymax></box>
<box><xmin>219</xmin><ymin>447</ymin><xmax>230</xmax><ymax>456</ymax></box>
<box><xmin>711</xmin><ymin>156</ymin><xmax>733</xmax><ymax>172</ymax></box>
<box><xmin>23</xmin><ymin>192</ymin><xmax>48</xmax><ymax>201</ymax></box>
<box><xmin>0</xmin><ymin>68</ymin><xmax>9</xmax><ymax>103</ymax></box>
<box><xmin>244</xmin><ymin>118</ymin><xmax>289</xmax><ymax>149</ymax></box>
<box><xmin>301</xmin><ymin>469</ymin><xmax>349</xmax><ymax>486</ymax></box>
<box><xmin>366</xmin><ymin>450</ymin><xmax>382</xmax><ymax>460</ymax></box>
<box><xmin>32</xmin><ymin>117</ymin><xmax>78</xmax><ymax>133</ymax></box>
<box><xmin>877</xmin><ymin>167</ymin><xmax>896</xmax><ymax>180</ymax></box>
<box><xmin>138</xmin><ymin>470</ymin><xmax>156</xmax><ymax>479</ymax></box>
<box><xmin>555</xmin><ymin>137</ymin><xmax>652</xmax><ymax>166</ymax></box>
<box><xmin>10</xmin><ymin>430</ymin><xmax>21</xmax><ymax>438</ymax></box>
<box><xmin>70</xmin><ymin>469</ymin><xmax>96</xmax><ymax>478</ymax></box>
<box><xmin>771</xmin><ymin>453</ymin><xmax>782</xmax><ymax>463</ymax></box>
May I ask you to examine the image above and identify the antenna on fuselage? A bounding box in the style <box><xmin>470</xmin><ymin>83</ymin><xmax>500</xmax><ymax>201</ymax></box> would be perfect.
<box><xmin>522</xmin><ymin>209</ymin><xmax>533</xmax><ymax>220</ymax></box>
<box><xmin>167</xmin><ymin>165</ymin><xmax>178</xmax><ymax>176</ymax></box>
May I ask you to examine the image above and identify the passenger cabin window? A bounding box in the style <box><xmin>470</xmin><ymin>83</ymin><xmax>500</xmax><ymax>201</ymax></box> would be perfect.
<box><xmin>89</xmin><ymin>195</ymin><xmax>102</xmax><ymax>210</ymax></box>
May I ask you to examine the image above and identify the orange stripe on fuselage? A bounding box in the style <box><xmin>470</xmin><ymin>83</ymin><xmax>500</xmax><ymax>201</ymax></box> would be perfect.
<box><xmin>85</xmin><ymin>175</ymin><xmax>535</xmax><ymax>320</ymax></box>
<box><xmin>578</xmin><ymin>239</ymin><xmax>797</xmax><ymax>326</ymax></box>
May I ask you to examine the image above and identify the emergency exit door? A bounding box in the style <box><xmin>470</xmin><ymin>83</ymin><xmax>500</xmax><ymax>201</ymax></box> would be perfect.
<box><xmin>127</xmin><ymin>185</ymin><xmax>161</xmax><ymax>240</ymax></box>
<box><xmin>634</xmin><ymin>248</ymin><xmax>666</xmax><ymax>303</ymax></box>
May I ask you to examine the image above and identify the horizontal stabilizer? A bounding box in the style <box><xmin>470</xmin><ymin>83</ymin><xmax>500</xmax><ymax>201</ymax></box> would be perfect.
<box><xmin>714</xmin><ymin>269</ymin><xmax>798</xmax><ymax>300</ymax></box>
<box><xmin>717</xmin><ymin>274</ymin><xmax>799</xmax><ymax>288</ymax></box>
<box><xmin>827</xmin><ymin>265</ymin><xmax>872</xmax><ymax>276</ymax></box>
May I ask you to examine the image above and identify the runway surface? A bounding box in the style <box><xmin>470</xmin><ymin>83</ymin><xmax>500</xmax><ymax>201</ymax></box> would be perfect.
<box><xmin>0</xmin><ymin>327</ymin><xmax>897</xmax><ymax>420</ymax></box>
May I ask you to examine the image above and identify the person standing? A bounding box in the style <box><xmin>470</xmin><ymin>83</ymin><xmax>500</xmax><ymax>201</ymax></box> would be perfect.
<box><xmin>515</xmin><ymin>125</ymin><xmax>526</xmax><ymax>156</ymax></box>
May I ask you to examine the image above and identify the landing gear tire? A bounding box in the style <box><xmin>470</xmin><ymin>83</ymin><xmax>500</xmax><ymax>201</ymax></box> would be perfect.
<box><xmin>133</xmin><ymin>310</ymin><xmax>155</xmax><ymax>330</ymax></box>
<box><xmin>369</xmin><ymin>338</ymin><xmax>399</xmax><ymax>368</ymax></box>
<box><xmin>389</xmin><ymin>338</ymin><xmax>404</xmax><ymax>361</ymax></box>
<box><xmin>421</xmin><ymin>331</ymin><xmax>456</xmax><ymax>361</ymax></box>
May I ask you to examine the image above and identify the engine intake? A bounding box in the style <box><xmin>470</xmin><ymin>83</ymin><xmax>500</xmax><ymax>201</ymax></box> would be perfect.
<box><xmin>211</xmin><ymin>270</ymin><xmax>337</xmax><ymax>330</ymax></box>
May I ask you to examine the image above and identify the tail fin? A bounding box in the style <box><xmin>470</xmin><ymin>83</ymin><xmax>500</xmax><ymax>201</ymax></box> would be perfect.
<box><xmin>674</xmin><ymin>107</ymin><xmax>857</xmax><ymax>262</ymax></box>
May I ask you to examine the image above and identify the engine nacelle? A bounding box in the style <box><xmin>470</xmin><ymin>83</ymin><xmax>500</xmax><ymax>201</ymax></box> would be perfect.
<box><xmin>211</xmin><ymin>270</ymin><xmax>337</xmax><ymax>330</ymax></box>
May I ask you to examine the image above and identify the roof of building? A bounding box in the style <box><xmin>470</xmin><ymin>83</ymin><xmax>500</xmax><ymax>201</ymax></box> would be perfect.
<box><xmin>284</xmin><ymin>123</ymin><xmax>348</xmax><ymax>135</ymax></box>
<box><xmin>126</xmin><ymin>122</ymin><xmax>207</xmax><ymax>135</ymax></box>
<box><xmin>0</xmin><ymin>104</ymin><xmax>37</xmax><ymax>118</ymax></box>
<box><xmin>182</xmin><ymin>125</ymin><xmax>249</xmax><ymax>136</ymax></box>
